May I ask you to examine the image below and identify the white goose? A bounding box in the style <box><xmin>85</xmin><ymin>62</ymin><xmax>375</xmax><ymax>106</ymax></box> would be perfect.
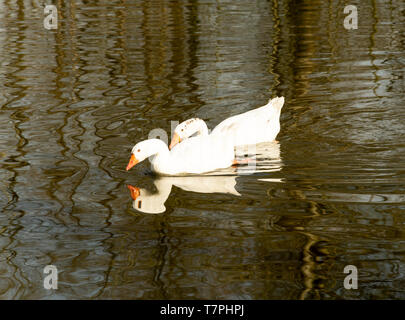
<box><xmin>169</xmin><ymin>96</ymin><xmax>285</xmax><ymax>149</ymax></box>
<box><xmin>126</xmin><ymin>134</ymin><xmax>235</xmax><ymax>175</ymax></box>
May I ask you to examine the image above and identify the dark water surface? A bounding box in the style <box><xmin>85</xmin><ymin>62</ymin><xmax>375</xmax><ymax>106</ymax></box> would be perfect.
<box><xmin>0</xmin><ymin>0</ymin><xmax>404</xmax><ymax>299</ymax></box>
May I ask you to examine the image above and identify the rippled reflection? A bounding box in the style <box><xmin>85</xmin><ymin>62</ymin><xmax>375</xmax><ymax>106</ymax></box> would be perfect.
<box><xmin>128</xmin><ymin>176</ymin><xmax>241</xmax><ymax>214</ymax></box>
<box><xmin>0</xmin><ymin>0</ymin><xmax>404</xmax><ymax>299</ymax></box>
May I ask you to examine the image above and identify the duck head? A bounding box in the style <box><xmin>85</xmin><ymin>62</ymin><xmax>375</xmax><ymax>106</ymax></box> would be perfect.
<box><xmin>169</xmin><ymin>118</ymin><xmax>208</xmax><ymax>150</ymax></box>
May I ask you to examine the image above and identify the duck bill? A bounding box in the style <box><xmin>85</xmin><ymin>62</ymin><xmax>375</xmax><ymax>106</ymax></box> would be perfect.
<box><xmin>126</xmin><ymin>154</ymin><xmax>139</xmax><ymax>171</ymax></box>
<box><xmin>169</xmin><ymin>133</ymin><xmax>181</xmax><ymax>150</ymax></box>
<box><xmin>127</xmin><ymin>185</ymin><xmax>140</xmax><ymax>200</ymax></box>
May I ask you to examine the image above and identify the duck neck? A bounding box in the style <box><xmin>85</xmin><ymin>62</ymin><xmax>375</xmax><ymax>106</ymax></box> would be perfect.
<box><xmin>147</xmin><ymin>139</ymin><xmax>170</xmax><ymax>162</ymax></box>
<box><xmin>196</xmin><ymin>119</ymin><xmax>209</xmax><ymax>136</ymax></box>
<box><xmin>154</xmin><ymin>178</ymin><xmax>173</xmax><ymax>198</ymax></box>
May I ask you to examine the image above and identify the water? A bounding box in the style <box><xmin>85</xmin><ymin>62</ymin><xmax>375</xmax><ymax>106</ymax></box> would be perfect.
<box><xmin>0</xmin><ymin>0</ymin><xmax>404</xmax><ymax>299</ymax></box>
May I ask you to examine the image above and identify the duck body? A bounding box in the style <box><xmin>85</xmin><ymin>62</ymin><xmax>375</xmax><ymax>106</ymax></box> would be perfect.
<box><xmin>128</xmin><ymin>136</ymin><xmax>235</xmax><ymax>176</ymax></box>
<box><xmin>170</xmin><ymin>96</ymin><xmax>284</xmax><ymax>149</ymax></box>
<box><xmin>211</xmin><ymin>97</ymin><xmax>283</xmax><ymax>145</ymax></box>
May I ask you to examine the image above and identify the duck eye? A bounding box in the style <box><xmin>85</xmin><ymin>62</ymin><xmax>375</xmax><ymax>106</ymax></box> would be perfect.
<box><xmin>181</xmin><ymin>129</ymin><xmax>184</xmax><ymax>132</ymax></box>
<box><xmin>137</xmin><ymin>149</ymin><xmax>140</xmax><ymax>152</ymax></box>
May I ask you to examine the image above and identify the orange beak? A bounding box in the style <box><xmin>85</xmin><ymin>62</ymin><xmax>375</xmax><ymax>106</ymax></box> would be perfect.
<box><xmin>127</xmin><ymin>185</ymin><xmax>140</xmax><ymax>200</ymax></box>
<box><xmin>169</xmin><ymin>132</ymin><xmax>181</xmax><ymax>150</ymax></box>
<box><xmin>126</xmin><ymin>154</ymin><xmax>139</xmax><ymax>171</ymax></box>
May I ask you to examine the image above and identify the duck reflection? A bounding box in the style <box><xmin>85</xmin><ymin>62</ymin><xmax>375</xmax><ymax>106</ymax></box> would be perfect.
<box><xmin>127</xmin><ymin>141</ymin><xmax>282</xmax><ymax>214</ymax></box>
<box><xmin>234</xmin><ymin>141</ymin><xmax>281</xmax><ymax>175</ymax></box>
<box><xmin>128</xmin><ymin>175</ymin><xmax>241</xmax><ymax>214</ymax></box>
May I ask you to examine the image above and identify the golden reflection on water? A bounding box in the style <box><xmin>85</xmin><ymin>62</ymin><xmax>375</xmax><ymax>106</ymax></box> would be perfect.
<box><xmin>0</xmin><ymin>0</ymin><xmax>404</xmax><ymax>299</ymax></box>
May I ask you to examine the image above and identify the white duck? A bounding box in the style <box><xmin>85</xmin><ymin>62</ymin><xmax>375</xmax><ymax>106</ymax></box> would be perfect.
<box><xmin>169</xmin><ymin>96</ymin><xmax>285</xmax><ymax>149</ymax></box>
<box><xmin>126</xmin><ymin>134</ymin><xmax>235</xmax><ymax>175</ymax></box>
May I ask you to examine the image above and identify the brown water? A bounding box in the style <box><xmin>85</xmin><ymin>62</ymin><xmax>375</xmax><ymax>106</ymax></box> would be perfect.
<box><xmin>0</xmin><ymin>0</ymin><xmax>404</xmax><ymax>299</ymax></box>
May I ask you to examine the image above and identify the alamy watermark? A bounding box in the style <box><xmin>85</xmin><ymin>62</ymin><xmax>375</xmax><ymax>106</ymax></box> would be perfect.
<box><xmin>43</xmin><ymin>265</ymin><xmax>58</xmax><ymax>289</ymax></box>
<box><xmin>44</xmin><ymin>5</ymin><xmax>58</xmax><ymax>30</ymax></box>
<box><xmin>343</xmin><ymin>265</ymin><xmax>358</xmax><ymax>289</ymax></box>
<box><xmin>42</xmin><ymin>4</ymin><xmax>359</xmax><ymax>31</ymax></box>
<box><xmin>343</xmin><ymin>5</ymin><xmax>358</xmax><ymax>30</ymax></box>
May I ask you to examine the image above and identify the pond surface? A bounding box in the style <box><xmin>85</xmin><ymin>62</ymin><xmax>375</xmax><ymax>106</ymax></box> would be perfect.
<box><xmin>0</xmin><ymin>0</ymin><xmax>404</xmax><ymax>299</ymax></box>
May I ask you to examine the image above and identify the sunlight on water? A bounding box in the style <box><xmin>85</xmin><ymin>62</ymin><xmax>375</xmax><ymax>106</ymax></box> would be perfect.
<box><xmin>0</xmin><ymin>0</ymin><xmax>404</xmax><ymax>299</ymax></box>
